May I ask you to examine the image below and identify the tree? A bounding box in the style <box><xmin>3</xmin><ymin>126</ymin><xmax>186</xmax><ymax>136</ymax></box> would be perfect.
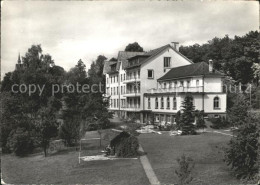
<box><xmin>178</xmin><ymin>95</ymin><xmax>196</xmax><ymax>135</ymax></box>
<box><xmin>224</xmin><ymin>114</ymin><xmax>259</xmax><ymax>179</ymax></box>
<box><xmin>36</xmin><ymin>107</ymin><xmax>58</xmax><ymax>157</ymax></box>
<box><xmin>125</xmin><ymin>42</ymin><xmax>144</xmax><ymax>52</ymax></box>
<box><xmin>1</xmin><ymin>45</ymin><xmax>64</xmax><ymax>156</ymax></box>
<box><xmin>228</xmin><ymin>94</ymin><xmax>250</xmax><ymax>126</ymax></box>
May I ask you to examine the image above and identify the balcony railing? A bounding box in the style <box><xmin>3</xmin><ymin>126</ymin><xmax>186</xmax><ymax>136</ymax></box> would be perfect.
<box><xmin>147</xmin><ymin>86</ymin><xmax>204</xmax><ymax>94</ymax></box>
<box><xmin>122</xmin><ymin>105</ymin><xmax>141</xmax><ymax>111</ymax></box>
<box><xmin>123</xmin><ymin>77</ymin><xmax>140</xmax><ymax>84</ymax></box>
<box><xmin>124</xmin><ymin>90</ymin><xmax>141</xmax><ymax>97</ymax></box>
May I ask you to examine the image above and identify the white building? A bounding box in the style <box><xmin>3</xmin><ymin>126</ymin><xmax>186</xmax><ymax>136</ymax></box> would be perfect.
<box><xmin>103</xmin><ymin>43</ymin><xmax>226</xmax><ymax>124</ymax></box>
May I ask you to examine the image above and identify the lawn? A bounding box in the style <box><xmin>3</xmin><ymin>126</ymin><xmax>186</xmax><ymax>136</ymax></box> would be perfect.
<box><xmin>138</xmin><ymin>132</ymin><xmax>241</xmax><ymax>185</ymax></box>
<box><xmin>2</xmin><ymin>130</ymin><xmax>149</xmax><ymax>185</ymax></box>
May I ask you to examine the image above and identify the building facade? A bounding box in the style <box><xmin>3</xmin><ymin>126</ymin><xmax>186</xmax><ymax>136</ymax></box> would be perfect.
<box><xmin>103</xmin><ymin>43</ymin><xmax>227</xmax><ymax>124</ymax></box>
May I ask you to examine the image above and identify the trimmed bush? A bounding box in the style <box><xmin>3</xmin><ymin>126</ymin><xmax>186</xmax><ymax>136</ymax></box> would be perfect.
<box><xmin>110</xmin><ymin>131</ymin><xmax>139</xmax><ymax>157</ymax></box>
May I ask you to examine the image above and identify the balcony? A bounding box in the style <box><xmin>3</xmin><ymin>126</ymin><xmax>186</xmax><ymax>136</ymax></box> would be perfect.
<box><xmin>123</xmin><ymin>90</ymin><xmax>141</xmax><ymax>97</ymax></box>
<box><xmin>122</xmin><ymin>105</ymin><xmax>141</xmax><ymax>112</ymax></box>
<box><xmin>123</xmin><ymin>77</ymin><xmax>140</xmax><ymax>84</ymax></box>
<box><xmin>147</xmin><ymin>86</ymin><xmax>204</xmax><ymax>94</ymax></box>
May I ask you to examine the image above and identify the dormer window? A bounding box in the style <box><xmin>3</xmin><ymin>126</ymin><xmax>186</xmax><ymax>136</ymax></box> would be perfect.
<box><xmin>164</xmin><ymin>57</ymin><xmax>171</xmax><ymax>68</ymax></box>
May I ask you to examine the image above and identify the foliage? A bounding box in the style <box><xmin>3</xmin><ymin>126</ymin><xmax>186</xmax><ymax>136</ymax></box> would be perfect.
<box><xmin>7</xmin><ymin>127</ymin><xmax>34</xmax><ymax>156</ymax></box>
<box><xmin>179</xmin><ymin>31</ymin><xmax>260</xmax><ymax>85</ymax></box>
<box><xmin>59</xmin><ymin>118</ymin><xmax>80</xmax><ymax>146</ymax></box>
<box><xmin>175</xmin><ymin>154</ymin><xmax>195</xmax><ymax>185</ymax></box>
<box><xmin>125</xmin><ymin>42</ymin><xmax>144</xmax><ymax>52</ymax></box>
<box><xmin>224</xmin><ymin>114</ymin><xmax>259</xmax><ymax>179</ymax></box>
<box><xmin>210</xmin><ymin>117</ymin><xmax>230</xmax><ymax>129</ymax></box>
<box><xmin>194</xmin><ymin>110</ymin><xmax>206</xmax><ymax>129</ymax></box>
<box><xmin>178</xmin><ymin>95</ymin><xmax>196</xmax><ymax>135</ymax></box>
<box><xmin>110</xmin><ymin>131</ymin><xmax>139</xmax><ymax>157</ymax></box>
<box><xmin>228</xmin><ymin>94</ymin><xmax>250</xmax><ymax>126</ymax></box>
<box><xmin>0</xmin><ymin>45</ymin><xmax>63</xmax><ymax>156</ymax></box>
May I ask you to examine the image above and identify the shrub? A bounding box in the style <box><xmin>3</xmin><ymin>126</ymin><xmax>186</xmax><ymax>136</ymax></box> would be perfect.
<box><xmin>210</xmin><ymin>117</ymin><xmax>230</xmax><ymax>129</ymax></box>
<box><xmin>110</xmin><ymin>131</ymin><xmax>139</xmax><ymax>157</ymax></box>
<box><xmin>224</xmin><ymin>119</ymin><xmax>259</xmax><ymax>179</ymax></box>
<box><xmin>175</xmin><ymin>154</ymin><xmax>195</xmax><ymax>185</ymax></box>
<box><xmin>7</xmin><ymin>127</ymin><xmax>34</xmax><ymax>156</ymax></box>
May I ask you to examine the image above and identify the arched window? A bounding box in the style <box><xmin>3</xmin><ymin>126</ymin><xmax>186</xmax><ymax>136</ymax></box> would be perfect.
<box><xmin>161</xmin><ymin>97</ymin><xmax>164</xmax><ymax>109</ymax></box>
<box><xmin>148</xmin><ymin>97</ymin><xmax>151</xmax><ymax>109</ymax></box>
<box><xmin>155</xmin><ymin>97</ymin><xmax>158</xmax><ymax>109</ymax></box>
<box><xmin>173</xmin><ymin>96</ymin><xmax>177</xmax><ymax>109</ymax></box>
<box><xmin>167</xmin><ymin>97</ymin><xmax>170</xmax><ymax>109</ymax></box>
<box><xmin>214</xmin><ymin>97</ymin><xmax>220</xmax><ymax>109</ymax></box>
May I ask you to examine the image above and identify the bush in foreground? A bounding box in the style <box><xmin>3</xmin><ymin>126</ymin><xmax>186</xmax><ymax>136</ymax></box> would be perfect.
<box><xmin>224</xmin><ymin>117</ymin><xmax>259</xmax><ymax>179</ymax></box>
<box><xmin>175</xmin><ymin>154</ymin><xmax>195</xmax><ymax>185</ymax></box>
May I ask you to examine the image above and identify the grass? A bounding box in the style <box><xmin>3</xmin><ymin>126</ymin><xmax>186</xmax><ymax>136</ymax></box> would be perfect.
<box><xmin>2</xmin><ymin>130</ymin><xmax>149</xmax><ymax>185</ymax></box>
<box><xmin>138</xmin><ymin>132</ymin><xmax>241</xmax><ymax>185</ymax></box>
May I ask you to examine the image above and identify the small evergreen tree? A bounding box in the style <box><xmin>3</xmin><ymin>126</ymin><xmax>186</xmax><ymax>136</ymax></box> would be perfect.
<box><xmin>175</xmin><ymin>154</ymin><xmax>195</xmax><ymax>185</ymax></box>
<box><xmin>179</xmin><ymin>95</ymin><xmax>196</xmax><ymax>135</ymax></box>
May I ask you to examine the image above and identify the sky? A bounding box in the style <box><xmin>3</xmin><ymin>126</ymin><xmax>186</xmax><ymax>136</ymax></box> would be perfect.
<box><xmin>1</xmin><ymin>1</ymin><xmax>259</xmax><ymax>79</ymax></box>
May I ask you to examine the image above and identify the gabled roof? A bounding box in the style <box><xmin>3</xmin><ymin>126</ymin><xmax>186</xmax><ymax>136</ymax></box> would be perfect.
<box><xmin>124</xmin><ymin>44</ymin><xmax>193</xmax><ymax>69</ymax></box>
<box><xmin>158</xmin><ymin>62</ymin><xmax>224</xmax><ymax>81</ymax></box>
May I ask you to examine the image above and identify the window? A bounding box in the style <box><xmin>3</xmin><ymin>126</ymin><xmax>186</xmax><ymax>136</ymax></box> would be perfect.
<box><xmin>124</xmin><ymin>74</ymin><xmax>126</xmax><ymax>81</ymax></box>
<box><xmin>164</xmin><ymin>82</ymin><xmax>167</xmax><ymax>89</ymax></box>
<box><xmin>111</xmin><ymin>87</ymin><xmax>112</xmax><ymax>95</ymax></box>
<box><xmin>116</xmin><ymin>75</ymin><xmax>118</xmax><ymax>82</ymax></box>
<box><xmin>167</xmin><ymin>97</ymin><xmax>170</xmax><ymax>109</ymax></box>
<box><xmin>180</xmin><ymin>81</ymin><xmax>184</xmax><ymax>87</ymax></box>
<box><xmin>114</xmin><ymin>99</ymin><xmax>116</xmax><ymax>107</ymax></box>
<box><xmin>187</xmin><ymin>81</ymin><xmax>190</xmax><ymax>87</ymax></box>
<box><xmin>164</xmin><ymin>57</ymin><xmax>171</xmax><ymax>67</ymax></box>
<box><xmin>155</xmin><ymin>115</ymin><xmax>159</xmax><ymax>122</ymax></box>
<box><xmin>155</xmin><ymin>97</ymin><xmax>158</xmax><ymax>109</ymax></box>
<box><xmin>148</xmin><ymin>98</ymin><xmax>151</xmax><ymax>109</ymax></box>
<box><xmin>138</xmin><ymin>71</ymin><xmax>140</xmax><ymax>79</ymax></box>
<box><xmin>167</xmin><ymin>115</ymin><xmax>171</xmax><ymax>123</ymax></box>
<box><xmin>117</xmin><ymin>99</ymin><xmax>119</xmax><ymax>108</ymax></box>
<box><xmin>161</xmin><ymin>97</ymin><xmax>164</xmax><ymax>109</ymax></box>
<box><xmin>110</xmin><ymin>77</ymin><xmax>112</xmax><ymax>83</ymax></box>
<box><xmin>121</xmin><ymin>74</ymin><xmax>122</xmax><ymax>82</ymax></box>
<box><xmin>173</xmin><ymin>97</ymin><xmax>177</xmax><ymax>109</ymax></box>
<box><xmin>214</xmin><ymin>97</ymin><xmax>220</xmax><ymax>109</ymax></box>
<box><xmin>117</xmin><ymin>87</ymin><xmax>118</xmax><ymax>95</ymax></box>
<box><xmin>196</xmin><ymin>80</ymin><xmax>199</xmax><ymax>86</ymax></box>
<box><xmin>111</xmin><ymin>99</ymin><xmax>113</xmax><ymax>107</ymax></box>
<box><xmin>148</xmin><ymin>70</ymin><xmax>154</xmax><ymax>79</ymax></box>
<box><xmin>114</xmin><ymin>87</ymin><xmax>115</xmax><ymax>95</ymax></box>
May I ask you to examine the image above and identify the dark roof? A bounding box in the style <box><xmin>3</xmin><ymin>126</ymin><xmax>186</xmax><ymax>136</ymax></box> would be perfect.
<box><xmin>158</xmin><ymin>62</ymin><xmax>224</xmax><ymax>81</ymax></box>
<box><xmin>117</xmin><ymin>51</ymin><xmax>145</xmax><ymax>69</ymax></box>
<box><xmin>103</xmin><ymin>61</ymin><xmax>118</xmax><ymax>74</ymax></box>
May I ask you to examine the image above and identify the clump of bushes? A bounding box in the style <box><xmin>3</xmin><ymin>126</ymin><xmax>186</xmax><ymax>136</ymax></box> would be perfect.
<box><xmin>210</xmin><ymin>117</ymin><xmax>230</xmax><ymax>129</ymax></box>
<box><xmin>110</xmin><ymin>131</ymin><xmax>139</xmax><ymax>157</ymax></box>
<box><xmin>7</xmin><ymin>127</ymin><xmax>34</xmax><ymax>156</ymax></box>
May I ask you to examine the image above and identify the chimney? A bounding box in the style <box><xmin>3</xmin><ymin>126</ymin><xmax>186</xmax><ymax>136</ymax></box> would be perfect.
<box><xmin>171</xmin><ymin>42</ymin><xmax>179</xmax><ymax>51</ymax></box>
<box><xmin>209</xmin><ymin>59</ymin><xmax>213</xmax><ymax>72</ymax></box>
